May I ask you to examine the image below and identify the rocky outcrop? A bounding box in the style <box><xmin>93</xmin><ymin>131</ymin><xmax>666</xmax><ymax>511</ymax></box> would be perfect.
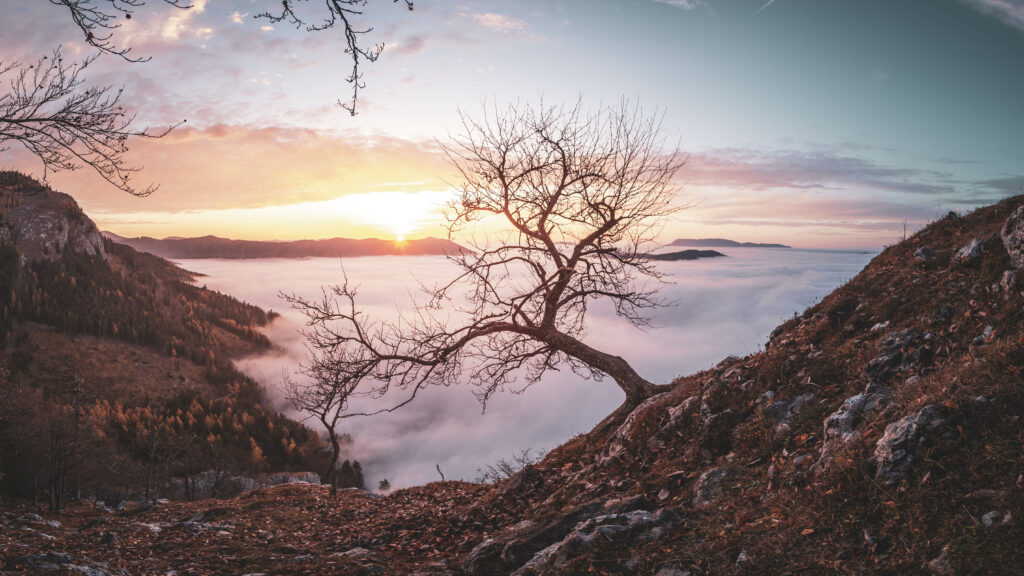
<box><xmin>0</xmin><ymin>174</ymin><xmax>106</xmax><ymax>264</ymax></box>
<box><xmin>812</xmin><ymin>383</ymin><xmax>890</xmax><ymax>472</ymax></box>
<box><xmin>510</xmin><ymin>508</ymin><xmax>676</xmax><ymax>575</ymax></box>
<box><xmin>1002</xmin><ymin>205</ymin><xmax>1024</xmax><ymax>268</ymax></box>
<box><xmin>463</xmin><ymin>495</ymin><xmax>649</xmax><ymax>575</ymax></box>
<box><xmin>873</xmin><ymin>405</ymin><xmax>945</xmax><ymax>485</ymax></box>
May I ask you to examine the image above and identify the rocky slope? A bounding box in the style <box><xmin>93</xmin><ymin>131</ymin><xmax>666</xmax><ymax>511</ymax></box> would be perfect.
<box><xmin>3</xmin><ymin>194</ymin><xmax>1024</xmax><ymax>575</ymax></box>
<box><xmin>0</xmin><ymin>173</ymin><xmax>321</xmax><ymax>508</ymax></box>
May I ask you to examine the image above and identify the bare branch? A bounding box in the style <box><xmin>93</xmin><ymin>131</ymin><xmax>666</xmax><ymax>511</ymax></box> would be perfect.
<box><xmin>50</xmin><ymin>0</ymin><xmax>192</xmax><ymax>63</ymax></box>
<box><xmin>0</xmin><ymin>48</ymin><xmax>179</xmax><ymax>196</ymax></box>
<box><xmin>257</xmin><ymin>0</ymin><xmax>415</xmax><ymax>115</ymax></box>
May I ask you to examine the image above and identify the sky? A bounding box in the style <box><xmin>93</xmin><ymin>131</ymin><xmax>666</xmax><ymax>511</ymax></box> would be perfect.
<box><xmin>2</xmin><ymin>0</ymin><xmax>1024</xmax><ymax>249</ymax></box>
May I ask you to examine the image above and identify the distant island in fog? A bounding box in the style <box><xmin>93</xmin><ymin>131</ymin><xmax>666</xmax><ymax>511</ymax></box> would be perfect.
<box><xmin>670</xmin><ymin>238</ymin><xmax>791</xmax><ymax>249</ymax></box>
<box><xmin>104</xmin><ymin>233</ymin><xmax>467</xmax><ymax>259</ymax></box>
<box><xmin>644</xmin><ymin>249</ymin><xmax>726</xmax><ymax>261</ymax></box>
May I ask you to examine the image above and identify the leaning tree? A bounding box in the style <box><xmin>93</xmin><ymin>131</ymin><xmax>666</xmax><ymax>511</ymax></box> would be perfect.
<box><xmin>286</xmin><ymin>100</ymin><xmax>686</xmax><ymax>432</ymax></box>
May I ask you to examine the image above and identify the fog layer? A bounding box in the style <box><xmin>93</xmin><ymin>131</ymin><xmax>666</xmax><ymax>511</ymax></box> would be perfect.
<box><xmin>177</xmin><ymin>248</ymin><xmax>874</xmax><ymax>488</ymax></box>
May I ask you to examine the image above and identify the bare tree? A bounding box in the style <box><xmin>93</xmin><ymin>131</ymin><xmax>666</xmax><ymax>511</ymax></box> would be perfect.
<box><xmin>283</xmin><ymin>370</ymin><xmax>353</xmax><ymax>489</ymax></box>
<box><xmin>286</xmin><ymin>100</ymin><xmax>685</xmax><ymax>426</ymax></box>
<box><xmin>0</xmin><ymin>49</ymin><xmax>176</xmax><ymax>196</ymax></box>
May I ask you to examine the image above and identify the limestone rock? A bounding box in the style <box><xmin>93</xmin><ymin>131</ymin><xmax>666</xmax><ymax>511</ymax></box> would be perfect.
<box><xmin>1001</xmin><ymin>205</ymin><xmax>1024</xmax><ymax>268</ymax></box>
<box><xmin>873</xmin><ymin>405</ymin><xmax>945</xmax><ymax>485</ymax></box>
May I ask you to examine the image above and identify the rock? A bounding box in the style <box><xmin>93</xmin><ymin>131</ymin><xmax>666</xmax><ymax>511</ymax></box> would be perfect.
<box><xmin>914</xmin><ymin>246</ymin><xmax>934</xmax><ymax>262</ymax></box>
<box><xmin>692</xmin><ymin>468</ymin><xmax>727</xmax><ymax>508</ymax></box>
<box><xmin>764</xmin><ymin>393</ymin><xmax>814</xmax><ymax>434</ymax></box>
<box><xmin>510</xmin><ymin>509</ymin><xmax>676</xmax><ymax>576</ymax></box>
<box><xmin>863</xmin><ymin>329</ymin><xmax>934</xmax><ymax>380</ymax></box>
<box><xmin>1001</xmin><ymin>205</ymin><xmax>1024</xmax><ymax>268</ymax></box>
<box><xmin>953</xmin><ymin>237</ymin><xmax>984</xmax><ymax>264</ymax></box>
<box><xmin>927</xmin><ymin>546</ymin><xmax>953</xmax><ymax>574</ymax></box>
<box><xmin>655</xmin><ymin>569</ymin><xmax>692</xmax><ymax>576</ymax></box>
<box><xmin>873</xmin><ymin>405</ymin><xmax>945</xmax><ymax>485</ymax></box>
<box><xmin>981</xmin><ymin>510</ymin><xmax>1012</xmax><ymax>527</ymax></box>
<box><xmin>1001</xmin><ymin>270</ymin><xmax>1021</xmax><ymax>291</ymax></box>
<box><xmin>973</xmin><ymin>325</ymin><xmax>995</xmax><ymax>346</ymax></box>
<box><xmin>736</xmin><ymin>550</ymin><xmax>750</xmax><ymax>564</ymax></box>
<box><xmin>813</xmin><ymin>384</ymin><xmax>890</xmax><ymax>472</ymax></box>
<box><xmin>464</xmin><ymin>495</ymin><xmax>649</xmax><ymax>575</ymax></box>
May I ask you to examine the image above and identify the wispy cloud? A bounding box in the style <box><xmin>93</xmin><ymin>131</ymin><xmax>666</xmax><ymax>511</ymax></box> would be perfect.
<box><xmin>653</xmin><ymin>0</ymin><xmax>706</xmax><ymax>9</ymax></box>
<box><xmin>471</xmin><ymin>12</ymin><xmax>527</xmax><ymax>32</ymax></box>
<box><xmin>959</xmin><ymin>0</ymin><xmax>1024</xmax><ymax>31</ymax></box>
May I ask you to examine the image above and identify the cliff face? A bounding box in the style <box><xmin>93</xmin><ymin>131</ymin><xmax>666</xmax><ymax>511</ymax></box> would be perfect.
<box><xmin>0</xmin><ymin>172</ymin><xmax>106</xmax><ymax>264</ymax></box>
<box><xmin>2</xmin><ymin>194</ymin><xmax>1023</xmax><ymax>576</ymax></box>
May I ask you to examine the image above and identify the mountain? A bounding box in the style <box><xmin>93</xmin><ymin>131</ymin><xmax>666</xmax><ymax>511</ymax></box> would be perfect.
<box><xmin>104</xmin><ymin>232</ymin><xmax>467</xmax><ymax>260</ymax></box>
<box><xmin>645</xmin><ymin>249</ymin><xmax>726</xmax><ymax>261</ymax></box>
<box><xmin>0</xmin><ymin>173</ymin><xmax>324</xmax><ymax>507</ymax></box>
<box><xmin>3</xmin><ymin>182</ymin><xmax>1024</xmax><ymax>574</ymax></box>
<box><xmin>670</xmin><ymin>237</ymin><xmax>791</xmax><ymax>248</ymax></box>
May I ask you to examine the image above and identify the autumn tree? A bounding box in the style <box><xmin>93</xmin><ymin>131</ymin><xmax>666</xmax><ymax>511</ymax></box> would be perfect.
<box><xmin>286</xmin><ymin>100</ymin><xmax>685</xmax><ymax>426</ymax></box>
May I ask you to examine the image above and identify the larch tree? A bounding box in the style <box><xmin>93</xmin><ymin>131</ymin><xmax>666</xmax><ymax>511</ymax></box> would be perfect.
<box><xmin>285</xmin><ymin>99</ymin><xmax>686</xmax><ymax>428</ymax></box>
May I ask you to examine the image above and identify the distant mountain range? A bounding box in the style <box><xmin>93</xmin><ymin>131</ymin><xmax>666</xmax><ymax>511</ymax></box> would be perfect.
<box><xmin>103</xmin><ymin>233</ymin><xmax>467</xmax><ymax>259</ymax></box>
<box><xmin>670</xmin><ymin>238</ymin><xmax>791</xmax><ymax>249</ymax></box>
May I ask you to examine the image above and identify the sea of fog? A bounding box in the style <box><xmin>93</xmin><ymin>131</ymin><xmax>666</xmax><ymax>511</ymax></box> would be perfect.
<box><xmin>175</xmin><ymin>247</ymin><xmax>875</xmax><ymax>489</ymax></box>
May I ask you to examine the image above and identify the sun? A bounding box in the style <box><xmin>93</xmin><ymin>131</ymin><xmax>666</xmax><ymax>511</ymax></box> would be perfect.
<box><xmin>396</xmin><ymin>235</ymin><xmax>405</xmax><ymax>243</ymax></box>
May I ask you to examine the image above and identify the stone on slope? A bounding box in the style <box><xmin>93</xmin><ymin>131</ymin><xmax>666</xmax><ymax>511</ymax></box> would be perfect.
<box><xmin>873</xmin><ymin>405</ymin><xmax>945</xmax><ymax>485</ymax></box>
<box><xmin>1002</xmin><ymin>205</ymin><xmax>1024</xmax><ymax>269</ymax></box>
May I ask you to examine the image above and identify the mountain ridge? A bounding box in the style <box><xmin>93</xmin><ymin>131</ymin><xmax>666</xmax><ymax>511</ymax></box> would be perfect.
<box><xmin>670</xmin><ymin>237</ymin><xmax>791</xmax><ymax>248</ymax></box>
<box><xmin>104</xmin><ymin>232</ymin><xmax>468</xmax><ymax>260</ymax></box>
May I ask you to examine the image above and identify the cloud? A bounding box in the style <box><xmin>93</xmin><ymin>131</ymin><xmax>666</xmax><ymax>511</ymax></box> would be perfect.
<box><xmin>653</xmin><ymin>0</ymin><xmax>707</xmax><ymax>9</ymax></box>
<box><xmin>471</xmin><ymin>13</ymin><xmax>527</xmax><ymax>32</ymax></box>
<box><xmin>231</xmin><ymin>11</ymin><xmax>249</xmax><ymax>25</ymax></box>
<box><xmin>386</xmin><ymin>35</ymin><xmax>428</xmax><ymax>57</ymax></box>
<box><xmin>177</xmin><ymin>247</ymin><xmax>874</xmax><ymax>488</ymax></box>
<box><xmin>959</xmin><ymin>0</ymin><xmax>1024</xmax><ymax>31</ymax></box>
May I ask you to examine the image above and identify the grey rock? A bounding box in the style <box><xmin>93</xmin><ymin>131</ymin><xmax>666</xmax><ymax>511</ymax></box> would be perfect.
<box><xmin>813</xmin><ymin>384</ymin><xmax>890</xmax><ymax>472</ymax></box>
<box><xmin>1001</xmin><ymin>205</ymin><xmax>1024</xmax><ymax>268</ymax></box>
<box><xmin>927</xmin><ymin>547</ymin><xmax>953</xmax><ymax>574</ymax></box>
<box><xmin>981</xmin><ymin>510</ymin><xmax>1012</xmax><ymax>527</ymax></box>
<box><xmin>736</xmin><ymin>550</ymin><xmax>750</xmax><ymax>564</ymax></box>
<box><xmin>1002</xmin><ymin>270</ymin><xmax>1021</xmax><ymax>292</ymax></box>
<box><xmin>953</xmin><ymin>237</ymin><xmax>984</xmax><ymax>264</ymax></box>
<box><xmin>973</xmin><ymin>325</ymin><xmax>995</xmax><ymax>345</ymax></box>
<box><xmin>765</xmin><ymin>393</ymin><xmax>814</xmax><ymax>434</ymax></box>
<box><xmin>464</xmin><ymin>495</ymin><xmax>649</xmax><ymax>575</ymax></box>
<box><xmin>692</xmin><ymin>468</ymin><xmax>727</xmax><ymax>508</ymax></box>
<box><xmin>655</xmin><ymin>569</ymin><xmax>692</xmax><ymax>576</ymax></box>
<box><xmin>914</xmin><ymin>246</ymin><xmax>934</xmax><ymax>261</ymax></box>
<box><xmin>511</xmin><ymin>509</ymin><xmax>676</xmax><ymax>576</ymax></box>
<box><xmin>874</xmin><ymin>405</ymin><xmax>945</xmax><ymax>485</ymax></box>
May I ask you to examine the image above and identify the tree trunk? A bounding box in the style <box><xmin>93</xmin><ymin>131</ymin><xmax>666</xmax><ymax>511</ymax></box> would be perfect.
<box><xmin>323</xmin><ymin>425</ymin><xmax>340</xmax><ymax>493</ymax></box>
<box><xmin>543</xmin><ymin>329</ymin><xmax>666</xmax><ymax>408</ymax></box>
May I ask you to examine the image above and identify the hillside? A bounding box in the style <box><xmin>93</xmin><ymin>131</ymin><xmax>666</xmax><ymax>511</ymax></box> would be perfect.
<box><xmin>0</xmin><ymin>173</ymin><xmax>323</xmax><ymax>508</ymax></box>
<box><xmin>2</xmin><ymin>191</ymin><xmax>1023</xmax><ymax>575</ymax></box>
<box><xmin>105</xmin><ymin>233</ymin><xmax>467</xmax><ymax>260</ymax></box>
<box><xmin>670</xmin><ymin>238</ymin><xmax>790</xmax><ymax>249</ymax></box>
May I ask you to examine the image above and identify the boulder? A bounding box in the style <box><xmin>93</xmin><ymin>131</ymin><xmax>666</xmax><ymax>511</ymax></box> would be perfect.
<box><xmin>873</xmin><ymin>405</ymin><xmax>945</xmax><ymax>485</ymax></box>
<box><xmin>510</xmin><ymin>509</ymin><xmax>676</xmax><ymax>576</ymax></box>
<box><xmin>1001</xmin><ymin>205</ymin><xmax>1024</xmax><ymax>268</ymax></box>
<box><xmin>812</xmin><ymin>383</ymin><xmax>890</xmax><ymax>472</ymax></box>
<box><xmin>692</xmin><ymin>468</ymin><xmax>727</xmax><ymax>508</ymax></box>
<box><xmin>953</xmin><ymin>238</ymin><xmax>984</xmax><ymax>264</ymax></box>
<box><xmin>463</xmin><ymin>495</ymin><xmax>649</xmax><ymax>575</ymax></box>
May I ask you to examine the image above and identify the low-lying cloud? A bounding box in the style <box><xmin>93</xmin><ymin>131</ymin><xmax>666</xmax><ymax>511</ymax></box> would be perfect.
<box><xmin>178</xmin><ymin>248</ymin><xmax>874</xmax><ymax>489</ymax></box>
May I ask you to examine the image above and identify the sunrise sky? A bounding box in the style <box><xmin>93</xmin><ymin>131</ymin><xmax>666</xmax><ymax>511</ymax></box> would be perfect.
<box><xmin>2</xmin><ymin>0</ymin><xmax>1023</xmax><ymax>249</ymax></box>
